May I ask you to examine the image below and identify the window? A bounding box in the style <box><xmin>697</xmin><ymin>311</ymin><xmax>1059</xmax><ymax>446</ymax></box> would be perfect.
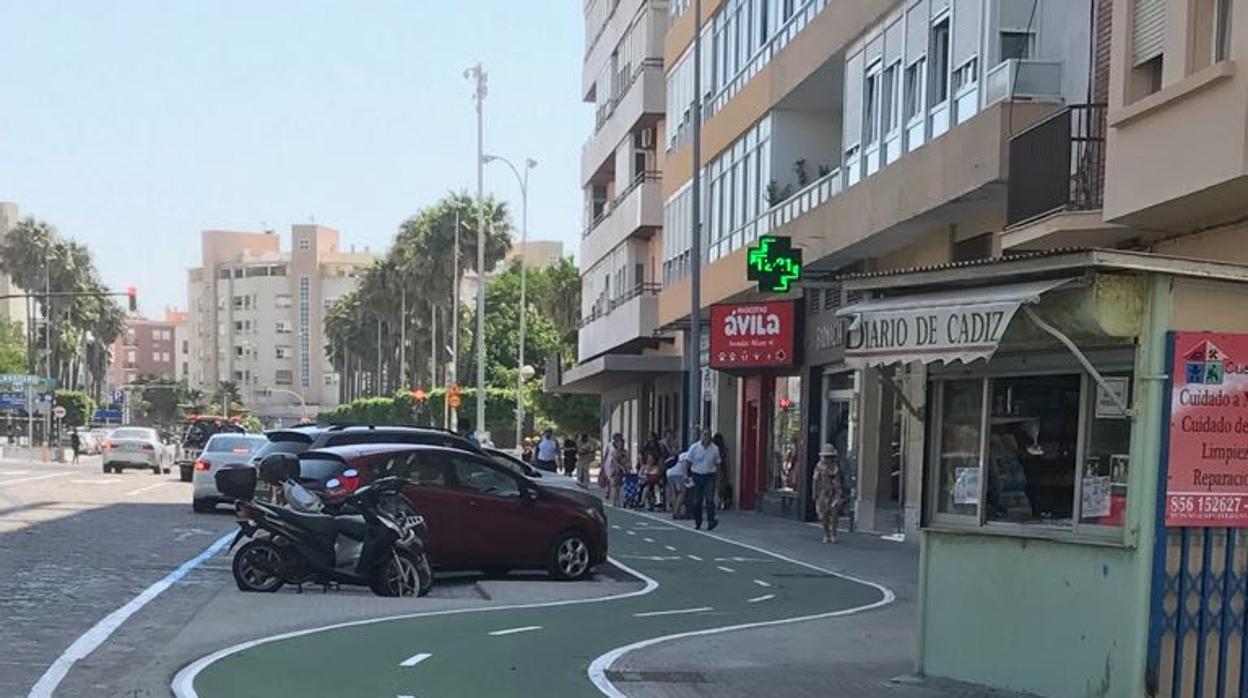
<box><xmin>275</xmin><ymin>294</ymin><xmax>292</xmax><ymax>309</ymax></box>
<box><xmin>276</xmin><ymin>346</ymin><xmax>292</xmax><ymax>359</ymax></box>
<box><xmin>864</xmin><ymin>63</ymin><xmax>881</xmax><ymax>145</ymax></box>
<box><xmin>452</xmin><ymin>457</ymin><xmax>521</xmax><ymax>497</ymax></box>
<box><xmin>297</xmin><ymin>238</ymin><xmax>311</xmax><ymax>251</ymax></box>
<box><xmin>234</xmin><ymin>345</ymin><xmax>245</xmax><ymax>357</ymax></box>
<box><xmin>929</xmin><ymin>18</ymin><xmax>951</xmax><ymax>104</ymax></box>
<box><xmin>933</xmin><ymin>378</ymin><xmax>984</xmax><ymax>517</ymax></box>
<box><xmin>298</xmin><ymin>457</ymin><xmax>345</xmax><ymax>482</ymax></box>
<box><xmin>767</xmin><ymin>376</ymin><xmax>803</xmax><ymax>494</ymax></box>
<box><xmin>904</xmin><ymin>57</ymin><xmax>926</xmax><ymax>122</ymax></box>
<box><xmin>881</xmin><ymin>62</ymin><xmax>900</xmax><ymax>135</ymax></box>
<box><xmin>1215</xmin><ymin>0</ymin><xmax>1233</xmax><ymax>61</ymax></box>
<box><xmin>390</xmin><ymin>452</ymin><xmax>447</xmax><ymax>486</ymax></box>
<box><xmin>162</xmin><ymin>352</ymin><xmax>171</xmax><ymax>363</ymax></box>
<box><xmin>234</xmin><ymin>321</ymin><xmax>244</xmax><ymax>332</ymax></box>
<box><xmin>953</xmin><ymin>57</ymin><xmax>977</xmax><ymax>93</ymax></box>
<box><xmin>275</xmin><ymin>321</ymin><xmax>292</xmax><ymax>334</ymax></box>
<box><xmin>182</xmin><ymin>340</ymin><xmax>189</xmax><ymax>354</ymax></box>
<box><xmin>324</xmin><ymin>373</ymin><xmax>337</xmax><ymax>385</ymax></box>
<box><xmin>275</xmin><ymin>369</ymin><xmax>293</xmax><ymax>386</ymax></box>
<box><xmin>986</xmin><ymin>375</ymin><xmax>1081</xmax><ymax>524</ymax></box>
<box><xmin>1000</xmin><ymin>31</ymin><xmax>1034</xmax><ymax>61</ymax></box>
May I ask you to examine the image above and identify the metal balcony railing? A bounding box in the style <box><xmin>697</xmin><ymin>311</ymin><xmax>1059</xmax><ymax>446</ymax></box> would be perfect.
<box><xmin>1006</xmin><ymin>104</ymin><xmax>1107</xmax><ymax>227</ymax></box>
<box><xmin>583</xmin><ymin>170</ymin><xmax>662</xmax><ymax>237</ymax></box>
<box><xmin>581</xmin><ymin>281</ymin><xmax>661</xmax><ymax>327</ymax></box>
<box><xmin>594</xmin><ymin>59</ymin><xmax>664</xmax><ymax>134</ymax></box>
<box><xmin>983</xmin><ymin>59</ymin><xmax>1064</xmax><ymax>106</ymax></box>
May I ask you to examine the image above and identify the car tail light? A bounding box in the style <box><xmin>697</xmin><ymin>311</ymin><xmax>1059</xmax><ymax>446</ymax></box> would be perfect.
<box><xmin>141</xmin><ymin>443</ymin><xmax>154</xmax><ymax>451</ymax></box>
<box><xmin>193</xmin><ymin>459</ymin><xmax>210</xmax><ymax>471</ymax></box>
<box><xmin>101</xmin><ymin>441</ymin><xmax>112</xmax><ymax>450</ymax></box>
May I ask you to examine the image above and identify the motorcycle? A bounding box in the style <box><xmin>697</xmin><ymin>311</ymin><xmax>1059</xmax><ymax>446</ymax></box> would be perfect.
<box><xmin>216</xmin><ymin>456</ymin><xmax>433</xmax><ymax>597</ymax></box>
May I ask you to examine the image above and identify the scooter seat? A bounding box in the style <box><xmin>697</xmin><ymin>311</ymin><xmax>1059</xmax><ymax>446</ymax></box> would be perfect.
<box><xmin>272</xmin><ymin>507</ymin><xmax>338</xmax><ymax>536</ymax></box>
<box><xmin>333</xmin><ymin>515</ymin><xmax>367</xmax><ymax>540</ymax></box>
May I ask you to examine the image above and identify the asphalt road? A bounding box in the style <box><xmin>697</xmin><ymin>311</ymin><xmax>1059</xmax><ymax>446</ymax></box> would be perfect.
<box><xmin>0</xmin><ymin>457</ymin><xmax>235</xmax><ymax>697</ymax></box>
<box><xmin>183</xmin><ymin>508</ymin><xmax>889</xmax><ymax>698</ymax></box>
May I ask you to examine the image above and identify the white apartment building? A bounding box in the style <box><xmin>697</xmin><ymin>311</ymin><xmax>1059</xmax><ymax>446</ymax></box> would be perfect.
<box><xmin>186</xmin><ymin>226</ymin><xmax>372</xmax><ymax>422</ymax></box>
<box><xmin>0</xmin><ymin>202</ymin><xmax>33</xmax><ymax>323</ymax></box>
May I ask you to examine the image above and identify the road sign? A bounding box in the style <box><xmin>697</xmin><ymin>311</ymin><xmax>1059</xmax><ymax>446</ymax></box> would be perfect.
<box><xmin>52</xmin><ymin>405</ymin><xmax>67</xmax><ymax>419</ymax></box>
<box><xmin>112</xmin><ymin>389</ymin><xmax>125</xmax><ymax>404</ymax></box>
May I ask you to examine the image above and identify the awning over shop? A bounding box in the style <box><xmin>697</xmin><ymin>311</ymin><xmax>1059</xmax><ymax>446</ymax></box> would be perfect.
<box><xmin>836</xmin><ymin>278</ymin><xmax>1075</xmax><ymax>367</ymax></box>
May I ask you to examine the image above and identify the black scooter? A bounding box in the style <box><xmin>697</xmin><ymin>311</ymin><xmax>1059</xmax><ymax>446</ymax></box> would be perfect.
<box><xmin>217</xmin><ymin>456</ymin><xmax>432</xmax><ymax>597</ymax></box>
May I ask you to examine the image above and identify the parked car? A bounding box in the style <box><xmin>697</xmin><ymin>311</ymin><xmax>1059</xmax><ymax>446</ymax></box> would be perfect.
<box><xmin>295</xmin><ymin>444</ymin><xmax>607</xmax><ymax>580</ymax></box>
<box><xmin>101</xmin><ymin>427</ymin><xmax>166</xmax><ymax>474</ymax></box>
<box><xmin>191</xmin><ymin>432</ymin><xmax>269</xmax><ymax>512</ymax></box>
<box><xmin>485</xmin><ymin>447</ymin><xmax>586</xmax><ymax>492</ymax></box>
<box><xmin>176</xmin><ymin>417</ymin><xmax>246</xmax><ymax>482</ymax></box>
<box><xmin>250</xmin><ymin>424</ymin><xmax>485</xmax><ymax>501</ymax></box>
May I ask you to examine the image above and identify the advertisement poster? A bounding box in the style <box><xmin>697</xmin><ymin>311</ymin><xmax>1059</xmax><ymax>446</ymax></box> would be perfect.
<box><xmin>709</xmin><ymin>301</ymin><xmax>796</xmax><ymax>368</ymax></box>
<box><xmin>1165</xmin><ymin>332</ymin><xmax>1248</xmax><ymax>526</ymax></box>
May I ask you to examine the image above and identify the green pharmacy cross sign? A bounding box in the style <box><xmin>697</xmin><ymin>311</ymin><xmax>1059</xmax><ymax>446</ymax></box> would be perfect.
<box><xmin>746</xmin><ymin>235</ymin><xmax>803</xmax><ymax>293</ymax></box>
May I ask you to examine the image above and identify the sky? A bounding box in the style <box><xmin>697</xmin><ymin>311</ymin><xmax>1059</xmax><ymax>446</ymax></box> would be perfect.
<box><xmin>0</xmin><ymin>1</ymin><xmax>589</xmax><ymax>316</ymax></box>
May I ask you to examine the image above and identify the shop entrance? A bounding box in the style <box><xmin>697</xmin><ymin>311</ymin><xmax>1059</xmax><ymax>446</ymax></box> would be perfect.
<box><xmin>739</xmin><ymin>375</ymin><xmax>770</xmax><ymax>511</ymax></box>
<box><xmin>814</xmin><ymin>371</ymin><xmax>856</xmax><ymax>522</ymax></box>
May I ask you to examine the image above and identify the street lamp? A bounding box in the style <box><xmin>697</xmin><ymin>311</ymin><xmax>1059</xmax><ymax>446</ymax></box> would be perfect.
<box><xmin>483</xmin><ymin>153</ymin><xmax>537</xmax><ymax>445</ymax></box>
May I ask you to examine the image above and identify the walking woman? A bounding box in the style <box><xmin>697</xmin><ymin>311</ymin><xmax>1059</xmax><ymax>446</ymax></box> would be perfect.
<box><xmin>606</xmin><ymin>433</ymin><xmax>630</xmax><ymax>506</ymax></box>
<box><xmin>813</xmin><ymin>444</ymin><xmax>846</xmax><ymax>543</ymax></box>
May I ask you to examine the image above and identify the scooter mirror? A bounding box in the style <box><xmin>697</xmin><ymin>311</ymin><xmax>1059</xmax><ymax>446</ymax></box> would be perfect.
<box><xmin>326</xmin><ymin>478</ymin><xmax>341</xmax><ymax>489</ymax></box>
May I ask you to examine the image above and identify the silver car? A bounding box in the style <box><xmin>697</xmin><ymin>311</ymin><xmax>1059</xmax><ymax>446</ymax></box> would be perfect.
<box><xmin>102</xmin><ymin>427</ymin><xmax>165</xmax><ymax>474</ymax></box>
<box><xmin>192</xmin><ymin>433</ymin><xmax>268</xmax><ymax>512</ymax></box>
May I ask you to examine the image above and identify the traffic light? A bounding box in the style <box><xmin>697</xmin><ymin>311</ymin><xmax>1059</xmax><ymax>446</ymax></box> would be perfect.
<box><xmin>126</xmin><ymin>286</ymin><xmax>137</xmax><ymax>312</ymax></box>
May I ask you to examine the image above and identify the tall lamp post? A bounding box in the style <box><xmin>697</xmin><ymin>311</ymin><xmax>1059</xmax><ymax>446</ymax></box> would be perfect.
<box><xmin>465</xmin><ymin>63</ymin><xmax>488</xmax><ymax>440</ymax></box>
<box><xmin>483</xmin><ymin>153</ymin><xmax>537</xmax><ymax>445</ymax></box>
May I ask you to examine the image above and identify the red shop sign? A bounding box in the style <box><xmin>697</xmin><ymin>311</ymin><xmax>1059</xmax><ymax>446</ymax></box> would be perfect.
<box><xmin>709</xmin><ymin>301</ymin><xmax>796</xmax><ymax>368</ymax></box>
<box><xmin>1166</xmin><ymin>332</ymin><xmax>1248</xmax><ymax>526</ymax></box>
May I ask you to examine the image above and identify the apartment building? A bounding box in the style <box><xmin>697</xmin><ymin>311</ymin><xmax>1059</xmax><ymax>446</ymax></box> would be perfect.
<box><xmin>167</xmin><ymin>309</ymin><xmax>190</xmax><ymax>384</ymax></box>
<box><xmin>551</xmin><ymin>0</ymin><xmax>683</xmax><ymax>458</ymax></box>
<box><xmin>108</xmin><ymin>315</ymin><xmax>178</xmax><ymax>388</ymax></box>
<box><xmin>0</xmin><ymin>203</ymin><xmax>34</xmax><ymax>323</ymax></box>
<box><xmin>186</xmin><ymin>226</ymin><xmax>372</xmax><ymax>422</ymax></box>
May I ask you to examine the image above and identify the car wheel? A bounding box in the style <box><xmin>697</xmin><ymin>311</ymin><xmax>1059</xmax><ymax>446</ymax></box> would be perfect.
<box><xmin>192</xmin><ymin>499</ymin><xmax>214</xmax><ymax>514</ymax></box>
<box><xmin>547</xmin><ymin>531</ymin><xmax>592</xmax><ymax>581</ymax></box>
<box><xmin>480</xmin><ymin>566</ymin><xmax>511</xmax><ymax>579</ymax></box>
<box><xmin>151</xmin><ymin>465</ymin><xmax>161</xmax><ymax>475</ymax></box>
<box><xmin>232</xmin><ymin>540</ymin><xmax>285</xmax><ymax>593</ymax></box>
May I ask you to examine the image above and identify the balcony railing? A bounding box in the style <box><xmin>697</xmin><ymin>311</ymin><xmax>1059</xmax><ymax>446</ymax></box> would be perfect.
<box><xmin>1006</xmin><ymin>104</ymin><xmax>1107</xmax><ymax>227</ymax></box>
<box><xmin>581</xmin><ymin>281</ymin><xmax>661</xmax><ymax>327</ymax></box>
<box><xmin>983</xmin><ymin>59</ymin><xmax>1064</xmax><ymax>107</ymax></box>
<box><xmin>594</xmin><ymin>58</ymin><xmax>664</xmax><ymax>134</ymax></box>
<box><xmin>583</xmin><ymin>170</ymin><xmax>662</xmax><ymax>237</ymax></box>
<box><xmin>706</xmin><ymin>165</ymin><xmax>843</xmax><ymax>263</ymax></box>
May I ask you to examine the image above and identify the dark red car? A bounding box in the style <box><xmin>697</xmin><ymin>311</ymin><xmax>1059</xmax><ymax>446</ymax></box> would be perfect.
<box><xmin>295</xmin><ymin>443</ymin><xmax>607</xmax><ymax>580</ymax></box>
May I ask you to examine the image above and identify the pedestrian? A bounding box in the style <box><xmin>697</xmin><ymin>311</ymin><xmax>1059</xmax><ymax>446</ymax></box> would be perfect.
<box><xmin>639</xmin><ymin>438</ymin><xmax>664</xmax><ymax>510</ymax></box>
<box><xmin>606</xmin><ymin>433</ymin><xmax>630</xmax><ymax>506</ymax></box>
<box><xmin>458</xmin><ymin>418</ymin><xmax>479</xmax><ymax>447</ymax></box>
<box><xmin>534</xmin><ymin>428</ymin><xmax>560</xmax><ymax>472</ymax></box>
<box><xmin>576</xmin><ymin>433</ymin><xmax>593</xmax><ymax>486</ymax></box>
<box><xmin>686</xmin><ymin>428</ymin><xmax>721</xmax><ymax>531</ymax></box>
<box><xmin>813</xmin><ymin>444</ymin><xmax>846</xmax><ymax>543</ymax></box>
<box><xmin>712</xmin><ymin>432</ymin><xmax>731</xmax><ymax>510</ymax></box>
<box><xmin>660</xmin><ymin>429</ymin><xmax>679</xmax><ymax>462</ymax></box>
<box><xmin>562</xmin><ymin>435</ymin><xmax>578</xmax><ymax>477</ymax></box>
<box><xmin>70</xmin><ymin>428</ymin><xmax>81</xmax><ymax>464</ymax></box>
<box><xmin>521</xmin><ymin>438</ymin><xmax>534</xmax><ymax>464</ymax></box>
<box><xmin>666</xmin><ymin>451</ymin><xmax>690</xmax><ymax>519</ymax></box>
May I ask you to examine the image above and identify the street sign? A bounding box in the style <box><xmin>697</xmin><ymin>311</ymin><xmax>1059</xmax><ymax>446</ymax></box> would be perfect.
<box><xmin>113</xmin><ymin>389</ymin><xmax>125</xmax><ymax>404</ymax></box>
<box><xmin>746</xmin><ymin>235</ymin><xmax>803</xmax><ymax>293</ymax></box>
<box><xmin>52</xmin><ymin>405</ymin><xmax>66</xmax><ymax>419</ymax></box>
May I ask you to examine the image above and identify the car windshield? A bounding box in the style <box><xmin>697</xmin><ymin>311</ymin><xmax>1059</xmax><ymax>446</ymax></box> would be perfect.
<box><xmin>109</xmin><ymin>428</ymin><xmax>154</xmax><ymax>440</ymax></box>
<box><xmin>205</xmin><ymin>436</ymin><xmax>265</xmax><ymax>453</ymax></box>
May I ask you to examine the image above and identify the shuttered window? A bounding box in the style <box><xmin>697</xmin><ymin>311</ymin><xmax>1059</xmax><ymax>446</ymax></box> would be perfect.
<box><xmin>1132</xmin><ymin>0</ymin><xmax>1166</xmax><ymax>66</ymax></box>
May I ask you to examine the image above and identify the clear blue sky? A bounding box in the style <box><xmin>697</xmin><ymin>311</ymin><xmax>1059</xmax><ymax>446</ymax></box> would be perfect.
<box><xmin>0</xmin><ymin>1</ymin><xmax>588</xmax><ymax>316</ymax></box>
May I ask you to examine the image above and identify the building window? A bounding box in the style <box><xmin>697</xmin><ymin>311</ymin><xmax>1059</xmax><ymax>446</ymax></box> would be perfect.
<box><xmin>275</xmin><ymin>369</ymin><xmax>293</xmax><ymax>386</ymax></box>
<box><xmin>297</xmin><ymin>238</ymin><xmax>311</xmax><ymax>251</ymax></box>
<box><xmin>1000</xmin><ymin>31</ymin><xmax>1034</xmax><ymax>61</ymax></box>
<box><xmin>1131</xmin><ymin>0</ymin><xmax>1166</xmax><ymax>98</ymax></box>
<box><xmin>275</xmin><ymin>321</ymin><xmax>292</xmax><ymax>334</ymax></box>
<box><xmin>929</xmin><ymin>17</ymin><xmax>951</xmax><ymax>105</ymax></box>
<box><xmin>1214</xmin><ymin>0</ymin><xmax>1233</xmax><ymax>61</ymax></box>
<box><xmin>276</xmin><ymin>346</ymin><xmax>292</xmax><ymax>359</ymax></box>
<box><xmin>162</xmin><ymin>352</ymin><xmax>171</xmax><ymax>363</ymax></box>
<box><xmin>881</xmin><ymin>62</ymin><xmax>900</xmax><ymax>137</ymax></box>
<box><xmin>182</xmin><ymin>340</ymin><xmax>189</xmax><ymax>354</ymax></box>
<box><xmin>275</xmin><ymin>294</ymin><xmax>292</xmax><ymax>309</ymax></box>
<box><xmin>324</xmin><ymin>373</ymin><xmax>337</xmax><ymax>385</ymax></box>
<box><xmin>864</xmin><ymin>62</ymin><xmax>881</xmax><ymax>145</ymax></box>
<box><xmin>927</xmin><ymin>368</ymin><xmax>1132</xmax><ymax>535</ymax></box>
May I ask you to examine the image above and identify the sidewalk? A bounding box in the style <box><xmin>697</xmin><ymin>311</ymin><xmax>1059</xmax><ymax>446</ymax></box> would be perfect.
<box><xmin>606</xmin><ymin>506</ymin><xmax>1030</xmax><ymax>698</ymax></box>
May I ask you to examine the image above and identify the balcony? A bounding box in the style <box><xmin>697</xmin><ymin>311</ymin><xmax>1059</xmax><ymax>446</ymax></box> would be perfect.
<box><xmin>578</xmin><ymin>282</ymin><xmax>661</xmax><ymax>362</ymax></box>
<box><xmin>983</xmin><ymin>60</ymin><xmax>1064</xmax><ymax>107</ymax></box>
<box><xmin>582</xmin><ymin>172</ymin><xmax>662</xmax><ymax>267</ymax></box>
<box><xmin>582</xmin><ymin>62</ymin><xmax>665</xmax><ymax>184</ymax></box>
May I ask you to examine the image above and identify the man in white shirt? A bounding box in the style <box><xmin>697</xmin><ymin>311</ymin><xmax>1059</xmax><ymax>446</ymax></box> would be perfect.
<box><xmin>534</xmin><ymin>428</ymin><xmax>560</xmax><ymax>472</ymax></box>
<box><xmin>685</xmin><ymin>428</ymin><xmax>721</xmax><ymax>530</ymax></box>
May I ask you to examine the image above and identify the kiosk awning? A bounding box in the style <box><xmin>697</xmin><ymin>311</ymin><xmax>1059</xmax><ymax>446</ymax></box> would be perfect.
<box><xmin>836</xmin><ymin>278</ymin><xmax>1075</xmax><ymax>367</ymax></box>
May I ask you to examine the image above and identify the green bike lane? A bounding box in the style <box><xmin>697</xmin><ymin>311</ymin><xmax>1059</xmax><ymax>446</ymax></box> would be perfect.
<box><xmin>177</xmin><ymin>509</ymin><xmax>892</xmax><ymax>697</ymax></box>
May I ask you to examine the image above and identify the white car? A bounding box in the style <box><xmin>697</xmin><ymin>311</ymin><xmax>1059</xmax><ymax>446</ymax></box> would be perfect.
<box><xmin>191</xmin><ymin>433</ymin><xmax>267</xmax><ymax>512</ymax></box>
<box><xmin>102</xmin><ymin>427</ymin><xmax>164</xmax><ymax>474</ymax></box>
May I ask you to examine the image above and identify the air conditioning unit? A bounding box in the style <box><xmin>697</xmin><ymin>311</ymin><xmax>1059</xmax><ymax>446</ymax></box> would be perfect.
<box><xmin>639</xmin><ymin>127</ymin><xmax>655</xmax><ymax>149</ymax></box>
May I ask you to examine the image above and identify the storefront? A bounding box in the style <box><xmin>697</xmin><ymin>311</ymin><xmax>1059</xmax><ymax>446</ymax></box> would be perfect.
<box><xmin>836</xmin><ymin>249</ymin><xmax>1248</xmax><ymax>698</ymax></box>
<box><xmin>708</xmin><ymin>299</ymin><xmax>802</xmax><ymax>516</ymax></box>
<box><xmin>802</xmin><ymin>292</ymin><xmax>858</xmax><ymax>524</ymax></box>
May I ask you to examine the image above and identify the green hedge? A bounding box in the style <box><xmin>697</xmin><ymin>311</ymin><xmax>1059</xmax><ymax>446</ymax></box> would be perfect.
<box><xmin>318</xmin><ymin>387</ymin><xmax>517</xmax><ymax>430</ymax></box>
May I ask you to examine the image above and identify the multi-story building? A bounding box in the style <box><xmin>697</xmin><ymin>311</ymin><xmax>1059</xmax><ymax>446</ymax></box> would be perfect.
<box><xmin>458</xmin><ymin>239</ymin><xmax>567</xmax><ymax>304</ymax></box>
<box><xmin>108</xmin><ymin>315</ymin><xmax>177</xmax><ymax>387</ymax></box>
<box><xmin>0</xmin><ymin>202</ymin><xmax>33</xmax><ymax>323</ymax></box>
<box><xmin>186</xmin><ymin>226</ymin><xmax>372</xmax><ymax>422</ymax></box>
<box><xmin>167</xmin><ymin>308</ymin><xmax>190</xmax><ymax>384</ymax></box>
<box><xmin>551</xmin><ymin>0</ymin><xmax>682</xmax><ymax>459</ymax></box>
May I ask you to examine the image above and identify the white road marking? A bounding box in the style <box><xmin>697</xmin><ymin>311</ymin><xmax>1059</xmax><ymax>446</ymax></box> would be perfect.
<box><xmin>0</xmin><ymin>469</ymin><xmax>30</xmax><ymax>475</ymax></box>
<box><xmin>30</xmin><ymin>530</ymin><xmax>234</xmax><ymax>698</ymax></box>
<box><xmin>399</xmin><ymin>652</ymin><xmax>432</xmax><ymax>667</ymax></box>
<box><xmin>753</xmin><ymin>579</ymin><xmax>772</xmax><ymax>588</ymax></box>
<box><xmin>488</xmin><ymin>625</ymin><xmax>542</xmax><ymax>637</ymax></box>
<box><xmin>625</xmin><ymin>530</ymin><xmax>636</xmax><ymax>536</ymax></box>
<box><xmin>633</xmin><ymin>607</ymin><xmax>713</xmax><ymax>618</ymax></box>
<box><xmin>714</xmin><ymin>556</ymin><xmax>769</xmax><ymax>563</ymax></box>
<box><xmin>642</xmin><ymin>537</ymin><xmax>655</xmax><ymax>543</ymax></box>
<box><xmin>748</xmin><ymin>594</ymin><xmax>776</xmax><ymax>603</ymax></box>
<box><xmin>125</xmin><ymin>481</ymin><xmax>175</xmax><ymax>497</ymax></box>
<box><xmin>717</xmin><ymin>565</ymin><xmax>736</xmax><ymax>573</ymax></box>
<box><xmin>616</xmin><ymin>555</ymin><xmax>684</xmax><ymax>562</ymax></box>
<box><xmin>0</xmin><ymin>472</ymin><xmax>71</xmax><ymax>487</ymax></box>
<box><xmin>686</xmin><ymin>554</ymin><xmax>702</xmax><ymax>561</ymax></box>
<box><xmin>70</xmin><ymin>479</ymin><xmax>122</xmax><ymax>485</ymax></box>
<box><xmin>588</xmin><ymin>508</ymin><xmax>897</xmax><ymax>698</ymax></box>
<box><xmin>664</xmin><ymin>545</ymin><xmax>677</xmax><ymax>551</ymax></box>
<box><xmin>611</xmin><ymin>524</ymin><xmax>621</xmax><ymax>530</ymax></box>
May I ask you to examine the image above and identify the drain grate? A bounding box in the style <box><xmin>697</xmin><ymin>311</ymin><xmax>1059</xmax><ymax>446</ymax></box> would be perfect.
<box><xmin>604</xmin><ymin>670</ymin><xmax>708</xmax><ymax>684</ymax></box>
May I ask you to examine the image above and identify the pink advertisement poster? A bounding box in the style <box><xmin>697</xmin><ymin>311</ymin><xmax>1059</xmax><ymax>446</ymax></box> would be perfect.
<box><xmin>1166</xmin><ymin>332</ymin><xmax>1248</xmax><ymax>527</ymax></box>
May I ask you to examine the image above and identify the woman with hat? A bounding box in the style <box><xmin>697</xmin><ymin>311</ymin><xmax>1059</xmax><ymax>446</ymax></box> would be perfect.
<box><xmin>813</xmin><ymin>444</ymin><xmax>845</xmax><ymax>543</ymax></box>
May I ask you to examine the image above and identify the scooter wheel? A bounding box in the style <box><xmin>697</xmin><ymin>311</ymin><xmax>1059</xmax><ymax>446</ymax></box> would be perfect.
<box><xmin>371</xmin><ymin>551</ymin><xmax>429</xmax><ymax>598</ymax></box>
<box><xmin>232</xmin><ymin>540</ymin><xmax>285</xmax><ymax>593</ymax></box>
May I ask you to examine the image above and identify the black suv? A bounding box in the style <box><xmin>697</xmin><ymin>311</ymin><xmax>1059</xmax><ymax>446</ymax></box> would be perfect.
<box><xmin>248</xmin><ymin>424</ymin><xmax>483</xmax><ymax>498</ymax></box>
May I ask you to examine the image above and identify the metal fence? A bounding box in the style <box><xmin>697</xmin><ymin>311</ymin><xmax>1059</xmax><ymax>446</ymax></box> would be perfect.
<box><xmin>1006</xmin><ymin>104</ymin><xmax>1107</xmax><ymax>227</ymax></box>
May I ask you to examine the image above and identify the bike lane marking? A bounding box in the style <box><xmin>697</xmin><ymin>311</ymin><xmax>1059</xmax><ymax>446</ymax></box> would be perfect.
<box><xmin>487</xmin><ymin>626</ymin><xmax>542</xmax><ymax>636</ymax></box>
<box><xmin>632</xmin><ymin>607</ymin><xmax>712</xmax><ymax>618</ymax></box>
<box><xmin>0</xmin><ymin>472</ymin><xmax>71</xmax><ymax>487</ymax></box>
<box><xmin>399</xmin><ymin>653</ymin><xmax>432</xmax><ymax>667</ymax></box>
<box><xmin>125</xmin><ymin>481</ymin><xmax>176</xmax><ymax>497</ymax></box>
